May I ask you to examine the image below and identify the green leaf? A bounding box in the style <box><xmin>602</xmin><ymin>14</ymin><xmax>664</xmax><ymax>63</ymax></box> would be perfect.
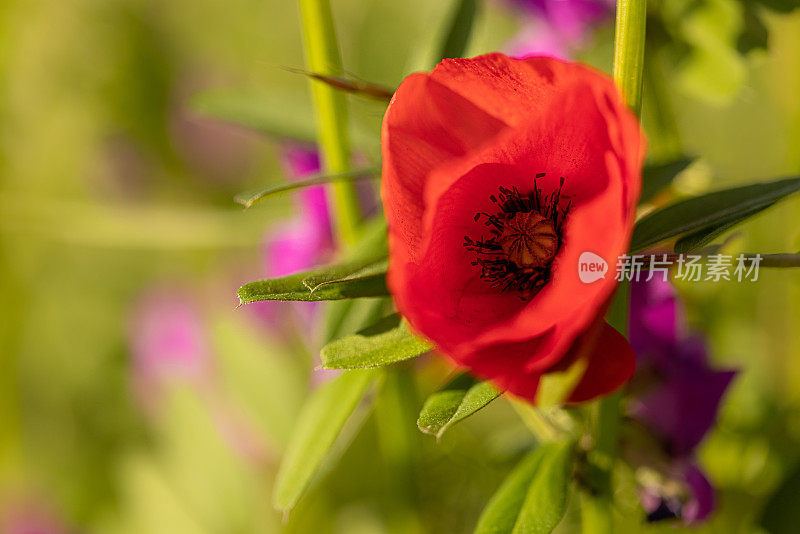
<box><xmin>511</xmin><ymin>441</ymin><xmax>573</xmax><ymax>534</ymax></box>
<box><xmin>417</xmin><ymin>374</ymin><xmax>500</xmax><ymax>439</ymax></box>
<box><xmin>321</xmin><ymin>314</ymin><xmax>433</xmax><ymax>370</ymax></box>
<box><xmin>640</xmin><ymin>157</ymin><xmax>693</xmax><ymax>203</ymax></box>
<box><xmin>238</xmin><ymin>217</ymin><xmax>389</xmax><ymax>303</ymax></box>
<box><xmin>630</xmin><ymin>176</ymin><xmax>800</xmax><ymax>252</ymax></box>
<box><xmin>235</xmin><ymin>168</ymin><xmax>377</xmax><ymax>209</ymax></box>
<box><xmin>282</xmin><ymin>66</ymin><xmax>394</xmax><ymax>101</ymax></box>
<box><xmin>673</xmin><ymin>216</ymin><xmax>745</xmax><ymax>253</ymax></box>
<box><xmin>273</xmin><ymin>370</ymin><xmax>377</xmax><ymax>512</ymax></box>
<box><xmin>474</xmin><ymin>441</ymin><xmax>573</xmax><ymax>534</ymax></box>
<box><xmin>237</xmin><ymin>258</ymin><xmax>388</xmax><ymax>303</ymax></box>
<box><xmin>438</xmin><ymin>0</ymin><xmax>478</xmax><ymax>60</ymax></box>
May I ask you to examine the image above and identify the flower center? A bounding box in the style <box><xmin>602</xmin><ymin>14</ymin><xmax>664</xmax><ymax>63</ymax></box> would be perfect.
<box><xmin>497</xmin><ymin>212</ymin><xmax>558</xmax><ymax>269</ymax></box>
<box><xmin>463</xmin><ymin>175</ymin><xmax>570</xmax><ymax>300</ymax></box>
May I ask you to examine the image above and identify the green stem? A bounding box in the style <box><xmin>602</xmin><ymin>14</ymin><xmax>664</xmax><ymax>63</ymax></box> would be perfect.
<box><xmin>612</xmin><ymin>0</ymin><xmax>647</xmax><ymax>114</ymax></box>
<box><xmin>298</xmin><ymin>0</ymin><xmax>361</xmax><ymax>246</ymax></box>
<box><xmin>582</xmin><ymin>1</ymin><xmax>646</xmax><ymax>531</ymax></box>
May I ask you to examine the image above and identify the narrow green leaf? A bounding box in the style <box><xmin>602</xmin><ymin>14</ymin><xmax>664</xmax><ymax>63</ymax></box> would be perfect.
<box><xmin>475</xmin><ymin>442</ymin><xmax>573</xmax><ymax>534</ymax></box>
<box><xmin>631</xmin><ymin>176</ymin><xmax>800</xmax><ymax>252</ymax></box>
<box><xmin>673</xmin><ymin>216</ymin><xmax>749</xmax><ymax>253</ymax></box>
<box><xmin>273</xmin><ymin>370</ymin><xmax>376</xmax><ymax>512</ymax></box>
<box><xmin>417</xmin><ymin>374</ymin><xmax>500</xmax><ymax>439</ymax></box>
<box><xmin>302</xmin><ymin>259</ymin><xmax>387</xmax><ymax>292</ymax></box>
<box><xmin>234</xmin><ymin>168</ymin><xmax>377</xmax><ymax>209</ymax></box>
<box><xmin>474</xmin><ymin>448</ymin><xmax>548</xmax><ymax>534</ymax></box>
<box><xmin>640</xmin><ymin>157</ymin><xmax>693</xmax><ymax>203</ymax></box>
<box><xmin>511</xmin><ymin>441</ymin><xmax>573</xmax><ymax>534</ymax></box>
<box><xmin>321</xmin><ymin>314</ymin><xmax>433</xmax><ymax>370</ymax></box>
<box><xmin>238</xmin><ymin>218</ymin><xmax>389</xmax><ymax>304</ymax></box>
<box><xmin>237</xmin><ymin>265</ymin><xmax>389</xmax><ymax>304</ymax></box>
<box><xmin>282</xmin><ymin>66</ymin><xmax>394</xmax><ymax>101</ymax></box>
<box><xmin>237</xmin><ymin>258</ymin><xmax>388</xmax><ymax>303</ymax></box>
<box><xmin>438</xmin><ymin>0</ymin><xmax>478</xmax><ymax>60</ymax></box>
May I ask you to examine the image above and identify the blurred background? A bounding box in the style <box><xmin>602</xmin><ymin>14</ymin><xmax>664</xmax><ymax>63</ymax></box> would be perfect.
<box><xmin>1</xmin><ymin>0</ymin><xmax>799</xmax><ymax>532</ymax></box>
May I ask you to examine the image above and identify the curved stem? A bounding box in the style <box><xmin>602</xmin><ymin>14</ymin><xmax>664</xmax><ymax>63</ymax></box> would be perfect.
<box><xmin>298</xmin><ymin>0</ymin><xmax>362</xmax><ymax>246</ymax></box>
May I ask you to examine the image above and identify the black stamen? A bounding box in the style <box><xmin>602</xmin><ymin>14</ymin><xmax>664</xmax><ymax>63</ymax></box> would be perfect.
<box><xmin>462</xmin><ymin>174</ymin><xmax>571</xmax><ymax>301</ymax></box>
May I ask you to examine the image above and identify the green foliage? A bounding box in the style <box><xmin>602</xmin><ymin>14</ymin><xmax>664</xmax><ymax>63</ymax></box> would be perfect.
<box><xmin>234</xmin><ymin>168</ymin><xmax>377</xmax><ymax>209</ymax></box>
<box><xmin>417</xmin><ymin>374</ymin><xmax>501</xmax><ymax>439</ymax></box>
<box><xmin>630</xmin><ymin>176</ymin><xmax>800</xmax><ymax>252</ymax></box>
<box><xmin>474</xmin><ymin>441</ymin><xmax>573</xmax><ymax>534</ymax></box>
<box><xmin>640</xmin><ymin>157</ymin><xmax>694</xmax><ymax>203</ymax></box>
<box><xmin>237</xmin><ymin>258</ymin><xmax>388</xmax><ymax>303</ymax></box>
<box><xmin>320</xmin><ymin>314</ymin><xmax>433</xmax><ymax>370</ymax></box>
<box><xmin>273</xmin><ymin>370</ymin><xmax>378</xmax><ymax>513</ymax></box>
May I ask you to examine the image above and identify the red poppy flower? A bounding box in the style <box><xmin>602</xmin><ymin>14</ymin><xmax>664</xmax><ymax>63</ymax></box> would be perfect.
<box><xmin>381</xmin><ymin>53</ymin><xmax>645</xmax><ymax>403</ymax></box>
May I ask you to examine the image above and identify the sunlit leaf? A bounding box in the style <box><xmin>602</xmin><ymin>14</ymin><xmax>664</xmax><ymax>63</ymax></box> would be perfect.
<box><xmin>474</xmin><ymin>441</ymin><xmax>573</xmax><ymax>534</ymax></box>
<box><xmin>321</xmin><ymin>314</ymin><xmax>433</xmax><ymax>370</ymax></box>
<box><xmin>273</xmin><ymin>370</ymin><xmax>378</xmax><ymax>513</ymax></box>
<box><xmin>631</xmin><ymin>176</ymin><xmax>800</xmax><ymax>252</ymax></box>
<box><xmin>235</xmin><ymin>167</ymin><xmax>377</xmax><ymax>209</ymax></box>
<box><xmin>237</xmin><ymin>259</ymin><xmax>388</xmax><ymax>304</ymax></box>
<box><xmin>417</xmin><ymin>374</ymin><xmax>500</xmax><ymax>439</ymax></box>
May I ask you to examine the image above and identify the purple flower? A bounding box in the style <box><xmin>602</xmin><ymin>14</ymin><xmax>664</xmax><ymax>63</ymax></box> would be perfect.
<box><xmin>128</xmin><ymin>288</ymin><xmax>211</xmax><ymax>409</ymax></box>
<box><xmin>1</xmin><ymin>498</ymin><xmax>69</xmax><ymax>534</ymax></box>
<box><xmin>504</xmin><ymin>0</ymin><xmax>615</xmax><ymax>58</ymax></box>
<box><xmin>128</xmin><ymin>287</ymin><xmax>271</xmax><ymax>462</ymax></box>
<box><xmin>265</xmin><ymin>146</ymin><xmax>334</xmax><ymax>278</ymax></box>
<box><xmin>628</xmin><ymin>277</ymin><xmax>737</xmax><ymax>523</ymax></box>
<box><xmin>249</xmin><ymin>145</ymin><xmax>335</xmax><ymax>336</ymax></box>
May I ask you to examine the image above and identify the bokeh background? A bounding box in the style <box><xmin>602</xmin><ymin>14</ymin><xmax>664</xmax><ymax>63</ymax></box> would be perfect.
<box><xmin>1</xmin><ymin>0</ymin><xmax>799</xmax><ymax>532</ymax></box>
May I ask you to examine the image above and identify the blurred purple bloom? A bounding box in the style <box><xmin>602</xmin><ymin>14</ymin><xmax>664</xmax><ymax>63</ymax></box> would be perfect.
<box><xmin>128</xmin><ymin>287</ymin><xmax>271</xmax><ymax>462</ymax></box>
<box><xmin>629</xmin><ymin>277</ymin><xmax>737</xmax><ymax>523</ymax></box>
<box><xmin>639</xmin><ymin>462</ymin><xmax>716</xmax><ymax>524</ymax></box>
<box><xmin>248</xmin><ymin>145</ymin><xmax>335</xmax><ymax>335</ymax></box>
<box><xmin>504</xmin><ymin>0</ymin><xmax>615</xmax><ymax>58</ymax></box>
<box><xmin>266</xmin><ymin>146</ymin><xmax>334</xmax><ymax>278</ymax></box>
<box><xmin>1</xmin><ymin>498</ymin><xmax>68</xmax><ymax>534</ymax></box>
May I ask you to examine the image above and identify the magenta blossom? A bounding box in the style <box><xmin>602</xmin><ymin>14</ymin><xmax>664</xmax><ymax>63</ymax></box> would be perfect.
<box><xmin>504</xmin><ymin>0</ymin><xmax>615</xmax><ymax>58</ymax></box>
<box><xmin>129</xmin><ymin>288</ymin><xmax>211</xmax><ymax>410</ymax></box>
<box><xmin>1</xmin><ymin>497</ymin><xmax>68</xmax><ymax>534</ymax></box>
<box><xmin>247</xmin><ymin>145</ymin><xmax>336</xmax><ymax>334</ymax></box>
<box><xmin>628</xmin><ymin>277</ymin><xmax>737</xmax><ymax>524</ymax></box>
<box><xmin>265</xmin><ymin>146</ymin><xmax>334</xmax><ymax>278</ymax></box>
<box><xmin>128</xmin><ymin>287</ymin><xmax>271</xmax><ymax>463</ymax></box>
